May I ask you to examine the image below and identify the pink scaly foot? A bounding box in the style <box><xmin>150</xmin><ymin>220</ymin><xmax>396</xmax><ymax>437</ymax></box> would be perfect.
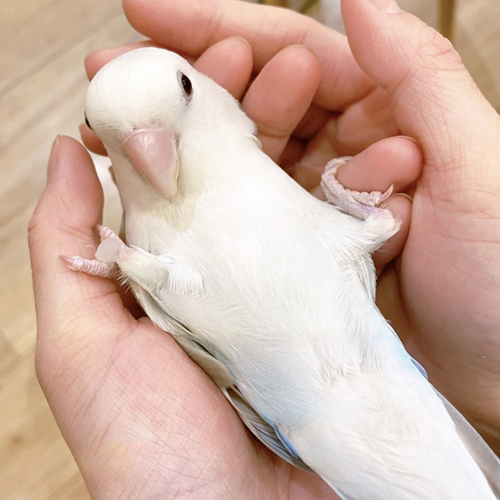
<box><xmin>60</xmin><ymin>225</ymin><xmax>131</xmax><ymax>279</ymax></box>
<box><xmin>60</xmin><ymin>255</ymin><xmax>117</xmax><ymax>278</ymax></box>
<box><xmin>321</xmin><ymin>156</ymin><xmax>394</xmax><ymax>221</ymax></box>
<box><xmin>96</xmin><ymin>224</ymin><xmax>121</xmax><ymax>241</ymax></box>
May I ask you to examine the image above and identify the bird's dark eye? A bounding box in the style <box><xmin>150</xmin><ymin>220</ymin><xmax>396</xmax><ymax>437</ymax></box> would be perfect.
<box><xmin>84</xmin><ymin>113</ymin><xmax>93</xmax><ymax>131</ymax></box>
<box><xmin>179</xmin><ymin>72</ymin><xmax>193</xmax><ymax>97</ymax></box>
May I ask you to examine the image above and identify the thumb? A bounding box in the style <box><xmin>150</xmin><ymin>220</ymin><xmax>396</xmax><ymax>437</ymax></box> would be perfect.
<box><xmin>29</xmin><ymin>137</ymin><xmax>129</xmax><ymax>377</ymax></box>
<box><xmin>342</xmin><ymin>0</ymin><xmax>500</xmax><ymax>183</ymax></box>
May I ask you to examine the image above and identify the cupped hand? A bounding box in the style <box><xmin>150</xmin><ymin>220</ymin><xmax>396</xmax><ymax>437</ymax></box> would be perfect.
<box><xmin>107</xmin><ymin>0</ymin><xmax>500</xmax><ymax>451</ymax></box>
<box><xmin>82</xmin><ymin>27</ymin><xmax>421</xmax><ymax>274</ymax></box>
<box><xmin>30</xmin><ymin>136</ymin><xmax>341</xmax><ymax>499</ymax></box>
<box><xmin>30</xmin><ymin>1</ymin><xmax>500</xmax><ymax>499</ymax></box>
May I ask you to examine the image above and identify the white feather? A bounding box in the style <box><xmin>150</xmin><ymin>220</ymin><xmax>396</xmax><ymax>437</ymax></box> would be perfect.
<box><xmin>84</xmin><ymin>47</ymin><xmax>500</xmax><ymax>499</ymax></box>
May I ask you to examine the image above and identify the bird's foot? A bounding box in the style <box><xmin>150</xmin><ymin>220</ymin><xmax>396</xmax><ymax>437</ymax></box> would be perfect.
<box><xmin>321</xmin><ymin>157</ymin><xmax>394</xmax><ymax>221</ymax></box>
<box><xmin>60</xmin><ymin>225</ymin><xmax>131</xmax><ymax>278</ymax></box>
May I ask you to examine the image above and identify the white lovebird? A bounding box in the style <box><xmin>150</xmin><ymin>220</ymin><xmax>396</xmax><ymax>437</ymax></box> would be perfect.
<box><xmin>65</xmin><ymin>47</ymin><xmax>500</xmax><ymax>499</ymax></box>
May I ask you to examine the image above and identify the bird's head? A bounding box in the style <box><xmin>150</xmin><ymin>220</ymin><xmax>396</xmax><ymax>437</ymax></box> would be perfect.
<box><xmin>85</xmin><ymin>47</ymin><xmax>256</xmax><ymax>200</ymax></box>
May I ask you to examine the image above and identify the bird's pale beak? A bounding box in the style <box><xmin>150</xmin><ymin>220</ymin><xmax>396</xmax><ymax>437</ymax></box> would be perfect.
<box><xmin>122</xmin><ymin>129</ymin><xmax>178</xmax><ymax>198</ymax></box>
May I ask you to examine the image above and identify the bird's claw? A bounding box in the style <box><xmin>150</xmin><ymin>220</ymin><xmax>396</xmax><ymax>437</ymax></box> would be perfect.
<box><xmin>60</xmin><ymin>225</ymin><xmax>126</xmax><ymax>279</ymax></box>
<box><xmin>321</xmin><ymin>157</ymin><xmax>394</xmax><ymax>221</ymax></box>
<box><xmin>59</xmin><ymin>254</ymin><xmax>118</xmax><ymax>278</ymax></box>
<box><xmin>97</xmin><ymin>224</ymin><xmax>121</xmax><ymax>241</ymax></box>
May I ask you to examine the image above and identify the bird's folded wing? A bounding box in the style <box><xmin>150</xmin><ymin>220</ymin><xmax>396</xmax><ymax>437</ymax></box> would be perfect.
<box><xmin>223</xmin><ymin>386</ymin><xmax>313</xmax><ymax>472</ymax></box>
<box><xmin>435</xmin><ymin>390</ymin><xmax>500</xmax><ymax>498</ymax></box>
<box><xmin>148</xmin><ymin>301</ymin><xmax>315</xmax><ymax>471</ymax></box>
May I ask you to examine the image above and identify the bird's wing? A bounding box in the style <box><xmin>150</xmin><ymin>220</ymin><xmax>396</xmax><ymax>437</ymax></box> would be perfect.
<box><xmin>132</xmin><ymin>283</ymin><xmax>314</xmax><ymax>472</ymax></box>
<box><xmin>224</xmin><ymin>387</ymin><xmax>313</xmax><ymax>472</ymax></box>
<box><xmin>435</xmin><ymin>390</ymin><xmax>500</xmax><ymax>498</ymax></box>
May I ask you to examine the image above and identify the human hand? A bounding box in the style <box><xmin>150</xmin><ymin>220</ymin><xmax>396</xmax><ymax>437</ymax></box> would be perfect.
<box><xmin>86</xmin><ymin>0</ymin><xmax>500</xmax><ymax>452</ymax></box>
<box><xmin>82</xmin><ymin>8</ymin><xmax>422</xmax><ymax>275</ymax></box>
<box><xmin>30</xmin><ymin>135</ymin><xmax>342</xmax><ymax>499</ymax></box>
<box><xmin>30</xmin><ymin>1</ymin><xmax>500</xmax><ymax>500</ymax></box>
<box><xmin>113</xmin><ymin>0</ymin><xmax>500</xmax><ymax>449</ymax></box>
<box><xmin>34</xmin><ymin>5</ymin><xmax>387</xmax><ymax>498</ymax></box>
<box><xmin>341</xmin><ymin>0</ymin><xmax>500</xmax><ymax>454</ymax></box>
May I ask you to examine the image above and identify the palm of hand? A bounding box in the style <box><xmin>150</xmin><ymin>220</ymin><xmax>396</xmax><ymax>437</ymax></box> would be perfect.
<box><xmin>35</xmin><ymin>252</ymin><xmax>337</xmax><ymax>499</ymax></box>
<box><xmin>32</xmin><ymin>21</ymin><xmax>500</xmax><ymax>500</ymax></box>
<box><xmin>292</xmin><ymin>94</ymin><xmax>500</xmax><ymax>452</ymax></box>
<box><xmin>380</xmin><ymin>161</ymin><xmax>500</xmax><ymax>453</ymax></box>
<box><xmin>35</xmin><ymin>46</ymin><xmax>408</xmax><ymax>499</ymax></box>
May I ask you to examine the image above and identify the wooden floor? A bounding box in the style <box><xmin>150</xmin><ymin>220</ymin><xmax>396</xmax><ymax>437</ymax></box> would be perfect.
<box><xmin>1</xmin><ymin>0</ymin><xmax>498</xmax><ymax>498</ymax></box>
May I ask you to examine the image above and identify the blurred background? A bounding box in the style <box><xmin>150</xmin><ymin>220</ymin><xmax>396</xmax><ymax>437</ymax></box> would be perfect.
<box><xmin>1</xmin><ymin>0</ymin><xmax>499</xmax><ymax>498</ymax></box>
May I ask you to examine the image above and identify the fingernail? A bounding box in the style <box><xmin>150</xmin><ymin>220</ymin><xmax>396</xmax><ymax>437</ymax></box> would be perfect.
<box><xmin>380</xmin><ymin>192</ymin><xmax>413</xmax><ymax>209</ymax></box>
<box><xmin>47</xmin><ymin>135</ymin><xmax>61</xmax><ymax>185</ymax></box>
<box><xmin>367</xmin><ymin>0</ymin><xmax>401</xmax><ymax>13</ymax></box>
<box><xmin>229</xmin><ymin>36</ymin><xmax>251</xmax><ymax>49</ymax></box>
<box><xmin>393</xmin><ymin>192</ymin><xmax>413</xmax><ymax>202</ymax></box>
<box><xmin>399</xmin><ymin>135</ymin><xmax>419</xmax><ymax>145</ymax></box>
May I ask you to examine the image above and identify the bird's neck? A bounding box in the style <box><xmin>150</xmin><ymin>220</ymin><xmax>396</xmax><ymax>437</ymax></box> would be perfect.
<box><xmin>111</xmin><ymin>138</ymin><xmax>259</xmax><ymax>237</ymax></box>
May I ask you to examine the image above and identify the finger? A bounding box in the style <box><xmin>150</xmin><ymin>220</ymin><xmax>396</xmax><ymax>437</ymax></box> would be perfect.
<box><xmin>297</xmin><ymin>132</ymin><xmax>421</xmax><ymax>192</ymax></box>
<box><xmin>85</xmin><ymin>41</ymin><xmax>157</xmax><ymax>80</ymax></box>
<box><xmin>334</xmin><ymin>136</ymin><xmax>422</xmax><ymax>194</ymax></box>
<box><xmin>28</xmin><ymin>137</ymin><xmax>132</xmax><ymax>355</ymax></box>
<box><xmin>80</xmin><ymin>123</ymin><xmax>106</xmax><ymax>155</ymax></box>
<box><xmin>342</xmin><ymin>0</ymin><xmax>500</xmax><ymax>187</ymax></box>
<box><xmin>308</xmin><ymin>136</ymin><xmax>422</xmax><ymax>196</ymax></box>
<box><xmin>193</xmin><ymin>37</ymin><xmax>253</xmax><ymax>99</ymax></box>
<box><xmin>309</xmin><ymin>136</ymin><xmax>422</xmax><ymax>269</ymax></box>
<box><xmin>123</xmin><ymin>0</ymin><xmax>374</xmax><ymax>110</ymax></box>
<box><xmin>280</xmin><ymin>88</ymin><xmax>400</xmax><ymax>169</ymax></box>
<box><xmin>335</xmin><ymin>86</ymin><xmax>400</xmax><ymax>154</ymax></box>
<box><xmin>374</xmin><ymin>193</ymin><xmax>412</xmax><ymax>273</ymax></box>
<box><xmin>242</xmin><ymin>45</ymin><xmax>321</xmax><ymax>162</ymax></box>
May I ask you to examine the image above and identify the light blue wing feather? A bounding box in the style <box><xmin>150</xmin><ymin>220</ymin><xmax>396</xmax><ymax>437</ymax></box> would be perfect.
<box><xmin>134</xmin><ymin>285</ymin><xmax>314</xmax><ymax>471</ymax></box>
<box><xmin>435</xmin><ymin>391</ymin><xmax>500</xmax><ymax>499</ymax></box>
<box><xmin>322</xmin><ymin>479</ymin><xmax>354</xmax><ymax>500</ymax></box>
<box><xmin>411</xmin><ymin>356</ymin><xmax>428</xmax><ymax>378</ymax></box>
<box><xmin>225</xmin><ymin>387</ymin><xmax>313</xmax><ymax>471</ymax></box>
